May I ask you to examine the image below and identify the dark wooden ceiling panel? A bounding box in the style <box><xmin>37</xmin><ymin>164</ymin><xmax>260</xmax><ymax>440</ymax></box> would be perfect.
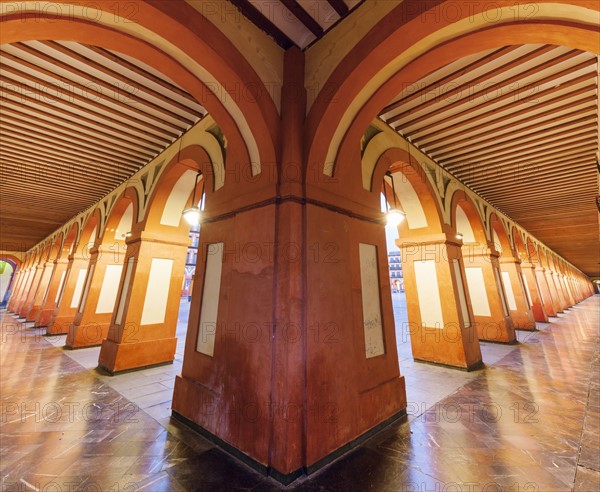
<box><xmin>0</xmin><ymin>41</ymin><xmax>206</xmax><ymax>251</ymax></box>
<box><xmin>379</xmin><ymin>44</ymin><xmax>599</xmax><ymax>277</ymax></box>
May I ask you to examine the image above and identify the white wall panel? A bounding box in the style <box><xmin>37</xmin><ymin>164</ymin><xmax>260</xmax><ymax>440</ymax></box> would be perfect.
<box><xmin>359</xmin><ymin>243</ymin><xmax>385</xmax><ymax>358</ymax></box>
<box><xmin>414</xmin><ymin>260</ymin><xmax>444</xmax><ymax>327</ymax></box>
<box><xmin>140</xmin><ymin>258</ymin><xmax>173</xmax><ymax>325</ymax></box>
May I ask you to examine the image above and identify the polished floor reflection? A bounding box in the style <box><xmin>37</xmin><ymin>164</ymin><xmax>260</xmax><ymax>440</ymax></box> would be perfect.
<box><xmin>1</xmin><ymin>296</ymin><xmax>598</xmax><ymax>491</ymax></box>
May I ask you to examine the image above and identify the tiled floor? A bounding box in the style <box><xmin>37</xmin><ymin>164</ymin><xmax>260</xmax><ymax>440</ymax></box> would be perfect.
<box><xmin>1</xmin><ymin>296</ymin><xmax>598</xmax><ymax>491</ymax></box>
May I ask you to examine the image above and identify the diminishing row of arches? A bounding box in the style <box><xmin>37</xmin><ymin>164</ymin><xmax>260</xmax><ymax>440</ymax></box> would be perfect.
<box><xmin>2</xmin><ymin>0</ymin><xmax>597</xmax><ymax>483</ymax></box>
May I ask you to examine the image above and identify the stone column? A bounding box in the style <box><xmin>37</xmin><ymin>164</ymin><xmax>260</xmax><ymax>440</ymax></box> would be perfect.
<box><xmin>98</xmin><ymin>234</ymin><xmax>189</xmax><ymax>372</ymax></box>
<box><xmin>35</xmin><ymin>258</ymin><xmax>70</xmax><ymax>327</ymax></box>
<box><xmin>461</xmin><ymin>242</ymin><xmax>515</xmax><ymax>343</ymax></box>
<box><xmin>498</xmin><ymin>258</ymin><xmax>535</xmax><ymax>330</ymax></box>
<box><xmin>67</xmin><ymin>243</ymin><xmax>126</xmax><ymax>348</ymax></box>
<box><xmin>520</xmin><ymin>262</ymin><xmax>548</xmax><ymax>323</ymax></box>
<box><xmin>47</xmin><ymin>254</ymin><xmax>90</xmax><ymax>335</ymax></box>
<box><xmin>398</xmin><ymin>233</ymin><xmax>483</xmax><ymax>368</ymax></box>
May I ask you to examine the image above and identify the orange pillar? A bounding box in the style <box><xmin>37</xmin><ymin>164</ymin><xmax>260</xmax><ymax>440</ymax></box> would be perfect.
<box><xmin>35</xmin><ymin>257</ymin><xmax>70</xmax><ymax>327</ymax></box>
<box><xmin>461</xmin><ymin>243</ymin><xmax>516</xmax><ymax>343</ymax></box>
<box><xmin>172</xmin><ymin>48</ymin><xmax>407</xmax><ymax>482</ymax></box>
<box><xmin>98</xmin><ymin>234</ymin><xmax>189</xmax><ymax>372</ymax></box>
<box><xmin>498</xmin><ymin>258</ymin><xmax>535</xmax><ymax>330</ymax></box>
<box><xmin>537</xmin><ymin>267</ymin><xmax>557</xmax><ymax>316</ymax></box>
<box><xmin>67</xmin><ymin>243</ymin><xmax>126</xmax><ymax>348</ymax></box>
<box><xmin>398</xmin><ymin>233</ymin><xmax>483</xmax><ymax>368</ymax></box>
<box><xmin>26</xmin><ymin>259</ymin><xmax>55</xmax><ymax>321</ymax></box>
<box><xmin>7</xmin><ymin>267</ymin><xmax>26</xmax><ymax>312</ymax></box>
<box><xmin>47</xmin><ymin>254</ymin><xmax>90</xmax><ymax>335</ymax></box>
<box><xmin>549</xmin><ymin>270</ymin><xmax>568</xmax><ymax>312</ymax></box>
<box><xmin>18</xmin><ymin>263</ymin><xmax>43</xmax><ymax>317</ymax></box>
<box><xmin>521</xmin><ymin>262</ymin><xmax>549</xmax><ymax>323</ymax></box>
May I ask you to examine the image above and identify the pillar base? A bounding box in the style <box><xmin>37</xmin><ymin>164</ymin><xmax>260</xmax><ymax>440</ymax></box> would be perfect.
<box><xmin>98</xmin><ymin>337</ymin><xmax>177</xmax><ymax>373</ymax></box>
<box><xmin>47</xmin><ymin>314</ymin><xmax>75</xmax><ymax>335</ymax></box>
<box><xmin>66</xmin><ymin>321</ymin><xmax>110</xmax><ymax>348</ymax></box>
<box><xmin>172</xmin><ymin>375</ymin><xmax>407</xmax><ymax>486</ymax></box>
<box><xmin>35</xmin><ymin>307</ymin><xmax>54</xmax><ymax>328</ymax></box>
<box><xmin>414</xmin><ymin>357</ymin><xmax>484</xmax><ymax>372</ymax></box>
<box><xmin>473</xmin><ymin>319</ymin><xmax>516</xmax><ymax>344</ymax></box>
<box><xmin>27</xmin><ymin>305</ymin><xmax>42</xmax><ymax>322</ymax></box>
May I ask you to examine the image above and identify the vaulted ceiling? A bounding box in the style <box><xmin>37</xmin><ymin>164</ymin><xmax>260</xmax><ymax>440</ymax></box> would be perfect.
<box><xmin>0</xmin><ymin>40</ymin><xmax>205</xmax><ymax>250</ymax></box>
<box><xmin>227</xmin><ymin>0</ymin><xmax>363</xmax><ymax>49</ymax></box>
<box><xmin>1</xmin><ymin>5</ymin><xmax>598</xmax><ymax>278</ymax></box>
<box><xmin>379</xmin><ymin>44</ymin><xmax>599</xmax><ymax>277</ymax></box>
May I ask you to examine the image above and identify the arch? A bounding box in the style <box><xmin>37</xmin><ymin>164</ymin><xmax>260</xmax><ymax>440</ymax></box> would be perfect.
<box><xmin>60</xmin><ymin>222</ymin><xmax>80</xmax><ymax>259</ymax></box>
<box><xmin>489</xmin><ymin>214</ymin><xmax>515</xmax><ymax>258</ymax></box>
<box><xmin>100</xmin><ymin>188</ymin><xmax>139</xmax><ymax>245</ymax></box>
<box><xmin>48</xmin><ymin>232</ymin><xmax>64</xmax><ymax>263</ymax></box>
<box><xmin>511</xmin><ymin>227</ymin><xmax>529</xmax><ymax>262</ymax></box>
<box><xmin>142</xmin><ymin>145</ymin><xmax>212</xmax><ymax>239</ymax></box>
<box><xmin>75</xmin><ymin>210</ymin><xmax>102</xmax><ymax>257</ymax></box>
<box><xmin>305</xmin><ymin>0</ymin><xmax>599</xmax><ymax>181</ymax></box>
<box><xmin>1</xmin><ymin>0</ymin><xmax>279</xmax><ymax>174</ymax></box>
<box><xmin>526</xmin><ymin>238</ymin><xmax>541</xmax><ymax>265</ymax></box>
<box><xmin>373</xmin><ymin>147</ymin><xmax>444</xmax><ymax>235</ymax></box>
<box><xmin>449</xmin><ymin>191</ymin><xmax>488</xmax><ymax>245</ymax></box>
<box><xmin>0</xmin><ymin>254</ymin><xmax>22</xmax><ymax>268</ymax></box>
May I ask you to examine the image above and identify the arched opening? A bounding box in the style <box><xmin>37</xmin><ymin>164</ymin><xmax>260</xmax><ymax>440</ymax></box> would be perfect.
<box><xmin>373</xmin><ymin>147</ymin><xmax>482</xmax><ymax>370</ymax></box>
<box><xmin>36</xmin><ymin>222</ymin><xmax>80</xmax><ymax>328</ymax></box>
<box><xmin>47</xmin><ymin>210</ymin><xmax>100</xmax><ymax>335</ymax></box>
<box><xmin>18</xmin><ymin>243</ymin><xmax>51</xmax><ymax>319</ymax></box>
<box><xmin>67</xmin><ymin>190</ymin><xmax>137</xmax><ymax>348</ymax></box>
<box><xmin>0</xmin><ymin>257</ymin><xmax>19</xmax><ymax>308</ymax></box>
<box><xmin>1</xmin><ymin>1</ymin><xmax>279</xmax><ymax>173</ymax></box>
<box><xmin>490</xmin><ymin>214</ymin><xmax>535</xmax><ymax>330</ymax></box>
<box><xmin>306</xmin><ymin>1</ymin><xmax>599</xmax><ymax>183</ymax></box>
<box><xmin>98</xmin><ymin>144</ymin><xmax>212</xmax><ymax>373</ymax></box>
<box><xmin>451</xmin><ymin>193</ymin><xmax>515</xmax><ymax>343</ymax></box>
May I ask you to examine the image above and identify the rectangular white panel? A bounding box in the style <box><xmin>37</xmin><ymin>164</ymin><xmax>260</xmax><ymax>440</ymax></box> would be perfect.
<box><xmin>452</xmin><ymin>260</ymin><xmax>471</xmax><ymax>328</ymax></box>
<box><xmin>70</xmin><ymin>268</ymin><xmax>87</xmax><ymax>308</ymax></box>
<box><xmin>501</xmin><ymin>271</ymin><xmax>518</xmax><ymax>311</ymax></box>
<box><xmin>359</xmin><ymin>243</ymin><xmax>385</xmax><ymax>359</ymax></box>
<box><xmin>465</xmin><ymin>267</ymin><xmax>491</xmax><ymax>317</ymax></box>
<box><xmin>78</xmin><ymin>264</ymin><xmax>95</xmax><ymax>313</ymax></box>
<box><xmin>197</xmin><ymin>243</ymin><xmax>224</xmax><ymax>356</ymax></box>
<box><xmin>521</xmin><ymin>273</ymin><xmax>532</xmax><ymax>308</ymax></box>
<box><xmin>140</xmin><ymin>258</ymin><xmax>174</xmax><ymax>325</ymax></box>
<box><xmin>96</xmin><ymin>264</ymin><xmax>123</xmax><ymax>314</ymax></box>
<box><xmin>55</xmin><ymin>271</ymin><xmax>67</xmax><ymax>304</ymax></box>
<box><xmin>414</xmin><ymin>260</ymin><xmax>444</xmax><ymax>327</ymax></box>
<box><xmin>115</xmin><ymin>257</ymin><xmax>135</xmax><ymax>325</ymax></box>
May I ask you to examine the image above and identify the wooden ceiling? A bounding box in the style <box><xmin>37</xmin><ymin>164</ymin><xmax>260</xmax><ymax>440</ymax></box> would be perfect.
<box><xmin>227</xmin><ymin>0</ymin><xmax>363</xmax><ymax>49</ymax></box>
<box><xmin>380</xmin><ymin>44</ymin><xmax>599</xmax><ymax>277</ymax></box>
<box><xmin>0</xmin><ymin>40</ymin><xmax>205</xmax><ymax>251</ymax></box>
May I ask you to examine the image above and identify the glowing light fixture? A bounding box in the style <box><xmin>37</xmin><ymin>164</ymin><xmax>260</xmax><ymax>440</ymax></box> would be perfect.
<box><xmin>382</xmin><ymin>171</ymin><xmax>406</xmax><ymax>226</ymax></box>
<box><xmin>182</xmin><ymin>172</ymin><xmax>203</xmax><ymax>226</ymax></box>
<box><xmin>455</xmin><ymin>232</ymin><xmax>463</xmax><ymax>240</ymax></box>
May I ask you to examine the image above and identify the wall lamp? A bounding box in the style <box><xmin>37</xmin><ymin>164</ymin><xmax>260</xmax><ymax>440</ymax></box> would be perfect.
<box><xmin>383</xmin><ymin>171</ymin><xmax>406</xmax><ymax>227</ymax></box>
<box><xmin>182</xmin><ymin>172</ymin><xmax>203</xmax><ymax>226</ymax></box>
